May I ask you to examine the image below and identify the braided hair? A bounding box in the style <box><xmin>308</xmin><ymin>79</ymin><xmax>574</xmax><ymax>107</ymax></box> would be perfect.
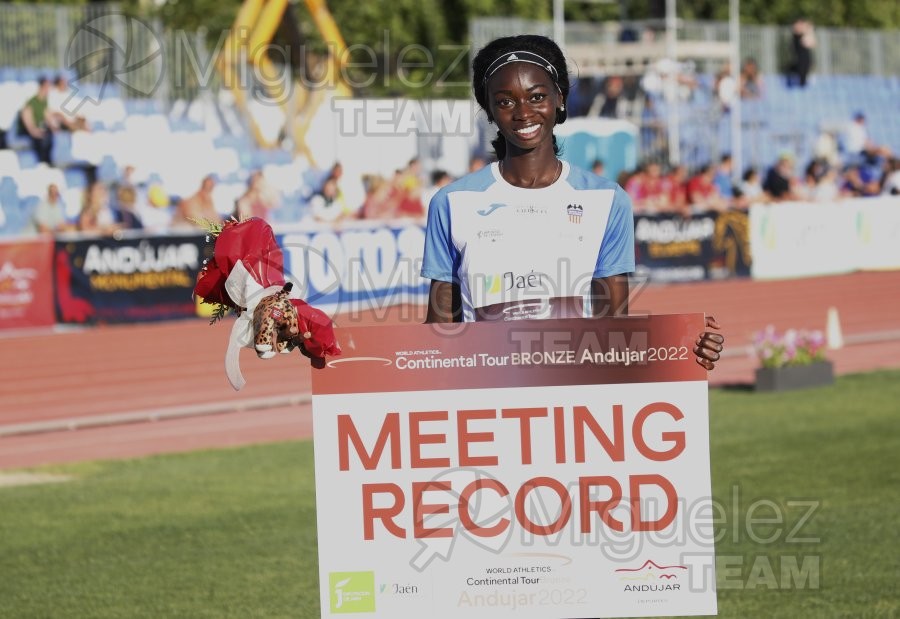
<box><xmin>472</xmin><ymin>35</ymin><xmax>570</xmax><ymax>160</ymax></box>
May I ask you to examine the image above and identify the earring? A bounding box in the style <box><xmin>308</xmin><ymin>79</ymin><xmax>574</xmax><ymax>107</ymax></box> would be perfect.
<box><xmin>560</xmin><ymin>105</ymin><xmax>566</xmax><ymax>112</ymax></box>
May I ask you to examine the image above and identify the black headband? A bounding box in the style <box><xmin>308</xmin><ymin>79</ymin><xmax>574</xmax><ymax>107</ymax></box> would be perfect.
<box><xmin>483</xmin><ymin>50</ymin><xmax>559</xmax><ymax>86</ymax></box>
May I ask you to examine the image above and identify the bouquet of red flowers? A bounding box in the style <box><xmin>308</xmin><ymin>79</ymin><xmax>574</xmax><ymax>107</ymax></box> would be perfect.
<box><xmin>194</xmin><ymin>217</ymin><xmax>341</xmax><ymax>389</ymax></box>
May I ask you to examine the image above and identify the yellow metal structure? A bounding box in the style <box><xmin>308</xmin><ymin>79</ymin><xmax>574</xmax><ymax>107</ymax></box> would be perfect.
<box><xmin>217</xmin><ymin>0</ymin><xmax>351</xmax><ymax>162</ymax></box>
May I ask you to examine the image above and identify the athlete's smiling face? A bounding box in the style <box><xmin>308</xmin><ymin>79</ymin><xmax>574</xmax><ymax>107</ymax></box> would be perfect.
<box><xmin>486</xmin><ymin>62</ymin><xmax>562</xmax><ymax>154</ymax></box>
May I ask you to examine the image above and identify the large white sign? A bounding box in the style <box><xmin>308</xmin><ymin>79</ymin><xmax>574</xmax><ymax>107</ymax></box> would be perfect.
<box><xmin>311</xmin><ymin>315</ymin><xmax>717</xmax><ymax>618</ymax></box>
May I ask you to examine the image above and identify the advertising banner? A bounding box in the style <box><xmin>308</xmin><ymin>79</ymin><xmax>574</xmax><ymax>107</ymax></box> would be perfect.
<box><xmin>311</xmin><ymin>314</ymin><xmax>717</xmax><ymax>618</ymax></box>
<box><xmin>634</xmin><ymin>211</ymin><xmax>751</xmax><ymax>283</ymax></box>
<box><xmin>0</xmin><ymin>236</ymin><xmax>55</xmax><ymax>330</ymax></box>
<box><xmin>53</xmin><ymin>232</ymin><xmax>209</xmax><ymax>323</ymax></box>
<box><xmin>277</xmin><ymin>223</ymin><xmax>429</xmax><ymax>316</ymax></box>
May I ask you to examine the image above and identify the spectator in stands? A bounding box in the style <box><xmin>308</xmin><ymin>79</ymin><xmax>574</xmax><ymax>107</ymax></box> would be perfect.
<box><xmin>421</xmin><ymin>169</ymin><xmax>453</xmax><ymax>215</ymax></box>
<box><xmin>663</xmin><ymin>164</ymin><xmax>689</xmax><ymax>216</ymax></box>
<box><xmin>787</xmin><ymin>18</ymin><xmax>815</xmax><ymax>88</ymax></box>
<box><xmin>77</xmin><ymin>181</ymin><xmax>118</xmax><ymax>234</ymax></box>
<box><xmin>311</xmin><ymin>163</ymin><xmax>356</xmax><ymax>222</ymax></box>
<box><xmin>844</xmin><ymin>111</ymin><xmax>870</xmax><ymax>157</ymax></box>
<box><xmin>468</xmin><ymin>156</ymin><xmax>487</xmax><ymax>173</ymax></box>
<box><xmin>636</xmin><ymin>162</ymin><xmax>669</xmax><ymax>213</ymax></box>
<box><xmin>813</xmin><ymin>166</ymin><xmax>841</xmax><ymax>203</ymax></box>
<box><xmin>714</xmin><ymin>62</ymin><xmax>737</xmax><ymax>113</ymax></box>
<box><xmin>762</xmin><ymin>153</ymin><xmax>800</xmax><ymax>201</ymax></box>
<box><xmin>882</xmin><ymin>158</ymin><xmax>900</xmax><ymax>196</ymax></box>
<box><xmin>841</xmin><ymin>164</ymin><xmax>881</xmax><ymax>198</ymax></box>
<box><xmin>111</xmin><ymin>165</ymin><xmax>143</xmax><ymax>230</ymax></box>
<box><xmin>739</xmin><ymin>58</ymin><xmax>764</xmax><ymax>99</ymax></box>
<box><xmin>361</xmin><ymin>174</ymin><xmax>397</xmax><ymax>220</ymax></box>
<box><xmin>735</xmin><ymin>167</ymin><xmax>766</xmax><ymax>208</ymax></box>
<box><xmin>47</xmin><ymin>75</ymin><xmax>89</xmax><ymax>132</ymax></box>
<box><xmin>17</xmin><ymin>77</ymin><xmax>55</xmax><ymax>165</ymax></box>
<box><xmin>395</xmin><ymin>158</ymin><xmax>424</xmax><ymax>218</ymax></box>
<box><xmin>234</xmin><ymin>170</ymin><xmax>280</xmax><ymax>222</ymax></box>
<box><xmin>687</xmin><ymin>164</ymin><xmax>728</xmax><ymax>211</ymax></box>
<box><xmin>28</xmin><ymin>183</ymin><xmax>72</xmax><ymax>235</ymax></box>
<box><xmin>624</xmin><ymin>164</ymin><xmax>647</xmax><ymax>212</ymax></box>
<box><xmin>171</xmin><ymin>175</ymin><xmax>219</xmax><ymax>229</ymax></box>
<box><xmin>590</xmin><ymin>76</ymin><xmax>626</xmax><ymax>119</ymax></box>
<box><xmin>713</xmin><ymin>154</ymin><xmax>735</xmax><ymax>199</ymax></box>
<box><xmin>591</xmin><ymin>159</ymin><xmax>605</xmax><ymax>177</ymax></box>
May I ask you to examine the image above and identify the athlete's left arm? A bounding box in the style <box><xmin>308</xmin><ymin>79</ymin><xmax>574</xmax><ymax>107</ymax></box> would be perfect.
<box><xmin>591</xmin><ymin>276</ymin><xmax>725</xmax><ymax>370</ymax></box>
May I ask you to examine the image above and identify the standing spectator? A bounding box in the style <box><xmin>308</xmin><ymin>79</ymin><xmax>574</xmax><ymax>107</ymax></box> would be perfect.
<box><xmin>77</xmin><ymin>182</ymin><xmax>118</xmax><ymax>234</ymax></box>
<box><xmin>590</xmin><ymin>76</ymin><xmax>625</xmax><ymax>118</ymax></box>
<box><xmin>28</xmin><ymin>183</ymin><xmax>72</xmax><ymax>234</ymax></box>
<box><xmin>234</xmin><ymin>170</ymin><xmax>280</xmax><ymax>222</ymax></box>
<box><xmin>171</xmin><ymin>175</ymin><xmax>219</xmax><ymax>229</ymax></box>
<box><xmin>740</xmin><ymin>58</ymin><xmax>764</xmax><ymax>99</ymax></box>
<box><xmin>787</xmin><ymin>18</ymin><xmax>815</xmax><ymax>88</ymax></box>
<box><xmin>17</xmin><ymin>77</ymin><xmax>54</xmax><ymax>165</ymax></box>
<box><xmin>714</xmin><ymin>62</ymin><xmax>737</xmax><ymax>112</ymax></box>
<box><xmin>763</xmin><ymin>154</ymin><xmax>800</xmax><ymax>201</ymax></box>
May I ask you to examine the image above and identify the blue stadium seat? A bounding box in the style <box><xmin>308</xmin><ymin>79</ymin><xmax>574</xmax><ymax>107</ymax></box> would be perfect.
<box><xmin>17</xmin><ymin>150</ymin><xmax>38</xmax><ymax>170</ymax></box>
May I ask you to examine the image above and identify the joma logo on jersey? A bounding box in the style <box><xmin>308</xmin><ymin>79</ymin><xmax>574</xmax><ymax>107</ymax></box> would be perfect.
<box><xmin>567</xmin><ymin>203</ymin><xmax>583</xmax><ymax>223</ymax></box>
<box><xmin>483</xmin><ymin>271</ymin><xmax>545</xmax><ymax>293</ymax></box>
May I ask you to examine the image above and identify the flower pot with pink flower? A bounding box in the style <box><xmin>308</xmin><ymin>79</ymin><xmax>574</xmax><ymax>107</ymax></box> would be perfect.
<box><xmin>753</xmin><ymin>326</ymin><xmax>834</xmax><ymax>392</ymax></box>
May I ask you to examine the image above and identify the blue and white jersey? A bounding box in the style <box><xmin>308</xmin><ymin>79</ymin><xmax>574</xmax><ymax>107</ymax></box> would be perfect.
<box><xmin>422</xmin><ymin>161</ymin><xmax>635</xmax><ymax>322</ymax></box>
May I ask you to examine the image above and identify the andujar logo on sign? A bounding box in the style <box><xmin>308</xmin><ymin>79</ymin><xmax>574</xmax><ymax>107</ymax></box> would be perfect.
<box><xmin>329</xmin><ymin>571</ymin><xmax>376</xmax><ymax>613</ymax></box>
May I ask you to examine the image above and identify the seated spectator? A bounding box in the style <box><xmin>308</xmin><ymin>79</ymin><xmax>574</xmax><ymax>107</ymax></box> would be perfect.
<box><xmin>713</xmin><ymin>154</ymin><xmax>735</xmax><ymax>199</ymax></box>
<box><xmin>395</xmin><ymin>158</ymin><xmax>424</xmax><ymax>218</ymax></box>
<box><xmin>361</xmin><ymin>174</ymin><xmax>398</xmax><ymax>220</ymax></box>
<box><xmin>882</xmin><ymin>157</ymin><xmax>900</xmax><ymax>196</ymax></box>
<box><xmin>739</xmin><ymin>58</ymin><xmax>764</xmax><ymax>99</ymax></box>
<box><xmin>842</xmin><ymin>161</ymin><xmax>882</xmax><ymax>198</ymax></box>
<box><xmin>171</xmin><ymin>175</ymin><xmax>220</xmax><ymax>229</ymax></box>
<box><xmin>687</xmin><ymin>164</ymin><xmax>728</xmax><ymax>211</ymax></box>
<box><xmin>591</xmin><ymin>159</ymin><xmax>605</xmax><ymax>177</ymax></box>
<box><xmin>310</xmin><ymin>176</ymin><xmax>353</xmax><ymax>223</ymax></box>
<box><xmin>813</xmin><ymin>166</ymin><xmax>841</xmax><ymax>203</ymax></box>
<box><xmin>662</xmin><ymin>165</ymin><xmax>689</xmax><ymax>215</ymax></box>
<box><xmin>17</xmin><ymin>77</ymin><xmax>55</xmax><ymax>165</ymax></box>
<box><xmin>234</xmin><ymin>170</ymin><xmax>280</xmax><ymax>221</ymax></box>
<box><xmin>734</xmin><ymin>167</ymin><xmax>766</xmax><ymax>208</ymax></box>
<box><xmin>624</xmin><ymin>164</ymin><xmax>647</xmax><ymax>211</ymax></box>
<box><xmin>762</xmin><ymin>154</ymin><xmax>800</xmax><ymax>202</ymax></box>
<box><xmin>28</xmin><ymin>183</ymin><xmax>72</xmax><ymax>235</ymax></box>
<box><xmin>636</xmin><ymin>162</ymin><xmax>669</xmax><ymax>213</ymax></box>
<box><xmin>468</xmin><ymin>156</ymin><xmax>487</xmax><ymax>173</ymax></box>
<box><xmin>47</xmin><ymin>75</ymin><xmax>89</xmax><ymax>132</ymax></box>
<box><xmin>77</xmin><ymin>182</ymin><xmax>118</xmax><ymax>234</ymax></box>
<box><xmin>111</xmin><ymin>165</ymin><xmax>143</xmax><ymax>230</ymax></box>
<box><xmin>421</xmin><ymin>169</ymin><xmax>453</xmax><ymax>215</ymax></box>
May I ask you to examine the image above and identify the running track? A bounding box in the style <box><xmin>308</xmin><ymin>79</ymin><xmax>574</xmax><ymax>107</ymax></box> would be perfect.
<box><xmin>2</xmin><ymin>271</ymin><xmax>898</xmax><ymax>469</ymax></box>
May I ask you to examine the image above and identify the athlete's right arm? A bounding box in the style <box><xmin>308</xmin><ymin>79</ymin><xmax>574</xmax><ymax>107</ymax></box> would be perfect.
<box><xmin>425</xmin><ymin>280</ymin><xmax>460</xmax><ymax>323</ymax></box>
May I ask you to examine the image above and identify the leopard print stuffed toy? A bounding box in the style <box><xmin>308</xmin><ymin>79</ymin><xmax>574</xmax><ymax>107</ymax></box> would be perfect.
<box><xmin>252</xmin><ymin>283</ymin><xmax>312</xmax><ymax>359</ymax></box>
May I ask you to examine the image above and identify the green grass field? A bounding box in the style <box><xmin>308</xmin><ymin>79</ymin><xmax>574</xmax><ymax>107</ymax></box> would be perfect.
<box><xmin>2</xmin><ymin>370</ymin><xmax>899</xmax><ymax>618</ymax></box>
